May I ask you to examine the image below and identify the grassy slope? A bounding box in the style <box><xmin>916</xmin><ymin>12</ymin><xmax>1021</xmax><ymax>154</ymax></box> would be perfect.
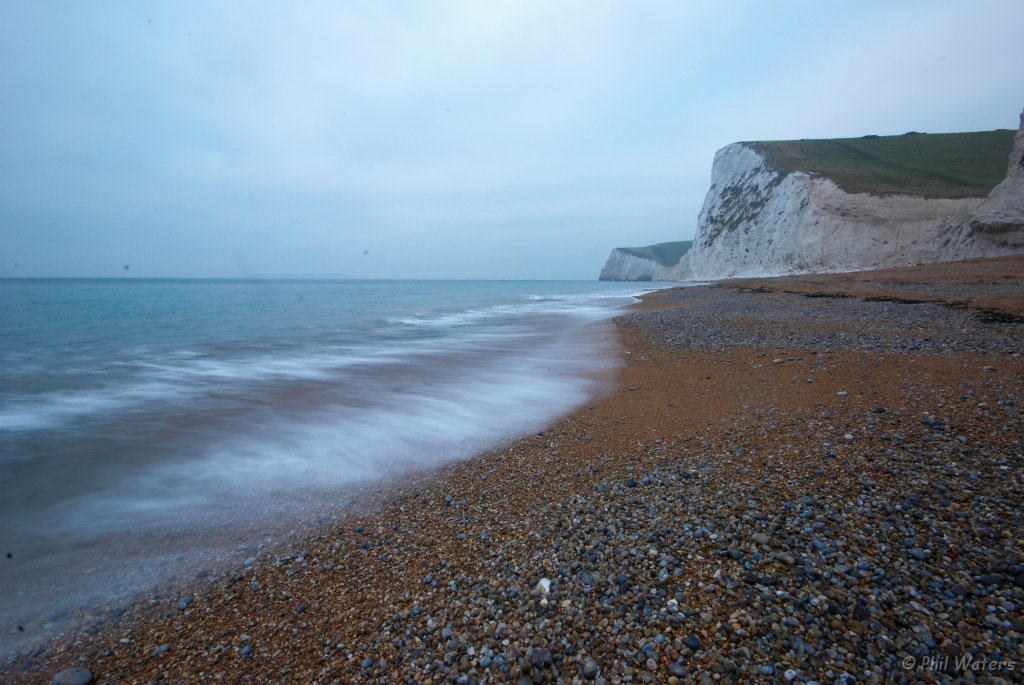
<box><xmin>619</xmin><ymin>241</ymin><xmax>693</xmax><ymax>267</ymax></box>
<box><xmin>752</xmin><ymin>129</ymin><xmax>1015</xmax><ymax>198</ymax></box>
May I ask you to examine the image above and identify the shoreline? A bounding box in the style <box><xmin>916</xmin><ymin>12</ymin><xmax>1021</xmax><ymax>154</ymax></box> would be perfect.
<box><xmin>7</xmin><ymin>260</ymin><xmax>1024</xmax><ymax>684</ymax></box>
<box><xmin>0</xmin><ymin>283</ymin><xmax>632</xmax><ymax>664</ymax></box>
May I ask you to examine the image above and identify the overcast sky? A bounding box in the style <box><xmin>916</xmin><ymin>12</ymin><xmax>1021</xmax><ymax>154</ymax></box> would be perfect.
<box><xmin>1</xmin><ymin>1</ymin><xmax>1022</xmax><ymax>279</ymax></box>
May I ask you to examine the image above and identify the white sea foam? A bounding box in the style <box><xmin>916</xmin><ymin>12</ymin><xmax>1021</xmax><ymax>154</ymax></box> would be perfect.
<box><xmin>0</xmin><ymin>346</ymin><xmax>438</xmax><ymax>432</ymax></box>
<box><xmin>0</xmin><ymin>289</ymin><xmax>642</xmax><ymax>434</ymax></box>
<box><xmin>387</xmin><ymin>289</ymin><xmax>641</xmax><ymax>329</ymax></box>
<box><xmin>0</xmin><ymin>381</ymin><xmax>186</xmax><ymax>433</ymax></box>
<box><xmin>0</xmin><ymin>279</ymin><xmax>681</xmax><ymax>656</ymax></box>
<box><xmin>41</xmin><ymin>327</ymin><xmax>613</xmax><ymax>540</ymax></box>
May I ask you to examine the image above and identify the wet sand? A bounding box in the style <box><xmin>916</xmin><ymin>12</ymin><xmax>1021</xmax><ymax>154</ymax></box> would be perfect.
<box><xmin>8</xmin><ymin>257</ymin><xmax>1024</xmax><ymax>684</ymax></box>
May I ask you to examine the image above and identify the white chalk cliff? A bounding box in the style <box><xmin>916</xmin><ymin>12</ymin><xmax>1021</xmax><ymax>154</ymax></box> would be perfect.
<box><xmin>945</xmin><ymin>111</ymin><xmax>1024</xmax><ymax>257</ymax></box>
<box><xmin>598</xmin><ymin>249</ymin><xmax>674</xmax><ymax>281</ymax></box>
<box><xmin>599</xmin><ymin>241</ymin><xmax>693</xmax><ymax>281</ymax></box>
<box><xmin>670</xmin><ymin>116</ymin><xmax>1024</xmax><ymax>281</ymax></box>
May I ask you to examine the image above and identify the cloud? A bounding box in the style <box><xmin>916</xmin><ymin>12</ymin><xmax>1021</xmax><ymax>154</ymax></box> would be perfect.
<box><xmin>700</xmin><ymin>0</ymin><xmax>1024</xmax><ymax>142</ymax></box>
<box><xmin>163</xmin><ymin>2</ymin><xmax>729</xmax><ymax>186</ymax></box>
<box><xmin>1</xmin><ymin>0</ymin><xmax>1022</xmax><ymax>278</ymax></box>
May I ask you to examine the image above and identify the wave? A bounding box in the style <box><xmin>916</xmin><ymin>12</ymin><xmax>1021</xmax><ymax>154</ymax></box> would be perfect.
<box><xmin>0</xmin><ymin>280</ymin><xmax>685</xmax><ymax>656</ymax></box>
<box><xmin>0</xmin><ymin>285</ymin><xmax>665</xmax><ymax>435</ymax></box>
<box><xmin>0</xmin><ymin>381</ymin><xmax>188</xmax><ymax>434</ymax></box>
<box><xmin>0</xmin><ymin>338</ymin><xmax>520</xmax><ymax>434</ymax></box>
<box><xmin>386</xmin><ymin>289</ymin><xmax>643</xmax><ymax>329</ymax></box>
<box><xmin>42</xmin><ymin>348</ymin><xmax>606</xmax><ymax>540</ymax></box>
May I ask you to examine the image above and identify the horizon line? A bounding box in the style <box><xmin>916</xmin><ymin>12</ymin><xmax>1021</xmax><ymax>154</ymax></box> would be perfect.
<box><xmin>0</xmin><ymin>275</ymin><xmax>607</xmax><ymax>283</ymax></box>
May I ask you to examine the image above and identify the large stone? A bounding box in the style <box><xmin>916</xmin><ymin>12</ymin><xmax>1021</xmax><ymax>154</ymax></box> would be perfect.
<box><xmin>581</xmin><ymin>656</ymin><xmax>600</xmax><ymax>679</ymax></box>
<box><xmin>51</xmin><ymin>668</ymin><xmax>92</xmax><ymax>685</ymax></box>
<box><xmin>528</xmin><ymin>647</ymin><xmax>553</xmax><ymax>668</ymax></box>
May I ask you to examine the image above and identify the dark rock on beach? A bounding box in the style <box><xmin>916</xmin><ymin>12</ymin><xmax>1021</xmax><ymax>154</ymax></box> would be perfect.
<box><xmin>50</xmin><ymin>668</ymin><xmax>92</xmax><ymax>685</ymax></box>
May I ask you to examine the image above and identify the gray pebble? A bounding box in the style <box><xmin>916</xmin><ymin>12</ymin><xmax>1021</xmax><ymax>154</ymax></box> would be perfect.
<box><xmin>581</xmin><ymin>656</ymin><xmax>599</xmax><ymax>679</ymax></box>
<box><xmin>51</xmin><ymin>668</ymin><xmax>92</xmax><ymax>685</ymax></box>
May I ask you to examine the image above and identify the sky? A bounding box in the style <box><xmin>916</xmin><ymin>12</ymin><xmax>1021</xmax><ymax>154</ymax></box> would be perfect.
<box><xmin>1</xmin><ymin>1</ymin><xmax>1022</xmax><ymax>280</ymax></box>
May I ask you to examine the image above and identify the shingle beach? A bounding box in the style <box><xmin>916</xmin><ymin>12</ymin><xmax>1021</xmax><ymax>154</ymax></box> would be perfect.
<box><xmin>11</xmin><ymin>256</ymin><xmax>1024</xmax><ymax>684</ymax></box>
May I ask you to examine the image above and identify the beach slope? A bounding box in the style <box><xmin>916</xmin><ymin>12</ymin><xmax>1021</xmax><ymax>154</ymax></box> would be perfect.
<box><xmin>9</xmin><ymin>258</ymin><xmax>1024</xmax><ymax>684</ymax></box>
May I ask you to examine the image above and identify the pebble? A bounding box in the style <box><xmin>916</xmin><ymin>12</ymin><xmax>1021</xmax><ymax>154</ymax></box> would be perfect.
<box><xmin>16</xmin><ymin>283</ymin><xmax>1024</xmax><ymax>684</ymax></box>
<box><xmin>51</xmin><ymin>668</ymin><xmax>92</xmax><ymax>685</ymax></box>
<box><xmin>529</xmin><ymin>647</ymin><xmax>553</xmax><ymax>668</ymax></box>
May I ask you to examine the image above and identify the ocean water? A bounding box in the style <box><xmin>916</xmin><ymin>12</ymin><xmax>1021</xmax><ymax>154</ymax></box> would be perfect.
<box><xmin>0</xmin><ymin>278</ymin><xmax>671</xmax><ymax>652</ymax></box>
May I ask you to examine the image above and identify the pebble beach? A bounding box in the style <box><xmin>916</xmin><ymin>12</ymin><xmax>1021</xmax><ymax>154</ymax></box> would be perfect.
<box><xmin>11</xmin><ymin>257</ymin><xmax>1024</xmax><ymax>684</ymax></box>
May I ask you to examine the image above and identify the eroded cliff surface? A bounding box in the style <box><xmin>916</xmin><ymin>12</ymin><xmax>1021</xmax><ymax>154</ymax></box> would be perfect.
<box><xmin>599</xmin><ymin>250</ymin><xmax>668</xmax><ymax>281</ymax></box>
<box><xmin>599</xmin><ymin>241</ymin><xmax>692</xmax><ymax>281</ymax></box>
<box><xmin>956</xmin><ymin>111</ymin><xmax>1024</xmax><ymax>254</ymax></box>
<box><xmin>670</xmin><ymin>125</ymin><xmax>1021</xmax><ymax>280</ymax></box>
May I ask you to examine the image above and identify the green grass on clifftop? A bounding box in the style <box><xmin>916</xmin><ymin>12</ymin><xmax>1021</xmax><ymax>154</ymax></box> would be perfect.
<box><xmin>752</xmin><ymin>129</ymin><xmax>1015</xmax><ymax>198</ymax></box>
<box><xmin>619</xmin><ymin>241</ymin><xmax>693</xmax><ymax>267</ymax></box>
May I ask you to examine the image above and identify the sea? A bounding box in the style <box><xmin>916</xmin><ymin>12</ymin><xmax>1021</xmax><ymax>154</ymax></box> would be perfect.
<box><xmin>0</xmin><ymin>278</ymin><xmax>677</xmax><ymax>654</ymax></box>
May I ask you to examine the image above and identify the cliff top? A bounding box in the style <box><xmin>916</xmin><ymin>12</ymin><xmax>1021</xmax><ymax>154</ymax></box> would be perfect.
<box><xmin>750</xmin><ymin>129</ymin><xmax>1015</xmax><ymax>198</ymax></box>
<box><xmin>617</xmin><ymin>241</ymin><xmax>693</xmax><ymax>267</ymax></box>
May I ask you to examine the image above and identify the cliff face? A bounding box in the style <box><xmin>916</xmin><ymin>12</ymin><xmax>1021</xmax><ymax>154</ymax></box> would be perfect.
<box><xmin>599</xmin><ymin>249</ymin><xmax>669</xmax><ymax>281</ymax></box>
<box><xmin>956</xmin><ymin>111</ymin><xmax>1024</xmax><ymax>254</ymax></box>
<box><xmin>669</xmin><ymin>122</ymin><xmax>1023</xmax><ymax>281</ymax></box>
<box><xmin>671</xmin><ymin>144</ymin><xmax>986</xmax><ymax>280</ymax></box>
<box><xmin>599</xmin><ymin>241</ymin><xmax>692</xmax><ymax>281</ymax></box>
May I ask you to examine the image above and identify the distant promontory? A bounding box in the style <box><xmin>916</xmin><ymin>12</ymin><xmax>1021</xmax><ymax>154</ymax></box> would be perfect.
<box><xmin>598</xmin><ymin>241</ymin><xmax>692</xmax><ymax>281</ymax></box>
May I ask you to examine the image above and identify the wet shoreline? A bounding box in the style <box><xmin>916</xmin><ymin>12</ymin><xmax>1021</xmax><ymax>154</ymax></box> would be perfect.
<box><xmin>7</xmin><ymin>260</ymin><xmax>1024</xmax><ymax>683</ymax></box>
